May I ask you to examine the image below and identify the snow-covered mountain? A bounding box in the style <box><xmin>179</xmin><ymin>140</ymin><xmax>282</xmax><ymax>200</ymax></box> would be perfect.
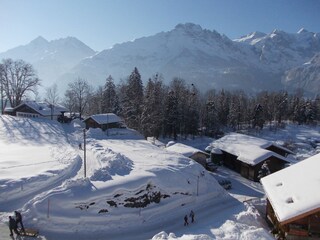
<box><xmin>282</xmin><ymin>53</ymin><xmax>320</xmax><ymax>94</ymax></box>
<box><xmin>235</xmin><ymin>28</ymin><xmax>320</xmax><ymax>95</ymax></box>
<box><xmin>235</xmin><ymin>28</ymin><xmax>320</xmax><ymax>72</ymax></box>
<box><xmin>0</xmin><ymin>36</ymin><xmax>96</xmax><ymax>89</ymax></box>
<box><xmin>61</xmin><ymin>23</ymin><xmax>273</xmax><ymax>92</ymax></box>
<box><xmin>60</xmin><ymin>24</ymin><xmax>320</xmax><ymax>94</ymax></box>
<box><xmin>1</xmin><ymin>24</ymin><xmax>320</xmax><ymax>95</ymax></box>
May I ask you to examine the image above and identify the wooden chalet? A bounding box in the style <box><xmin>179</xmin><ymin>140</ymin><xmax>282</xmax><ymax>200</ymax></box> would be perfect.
<box><xmin>211</xmin><ymin>133</ymin><xmax>292</xmax><ymax>182</ymax></box>
<box><xmin>83</xmin><ymin>113</ymin><xmax>125</xmax><ymax>131</ymax></box>
<box><xmin>166</xmin><ymin>143</ymin><xmax>209</xmax><ymax>167</ymax></box>
<box><xmin>10</xmin><ymin>101</ymin><xmax>67</xmax><ymax>120</ymax></box>
<box><xmin>261</xmin><ymin>153</ymin><xmax>320</xmax><ymax>239</ymax></box>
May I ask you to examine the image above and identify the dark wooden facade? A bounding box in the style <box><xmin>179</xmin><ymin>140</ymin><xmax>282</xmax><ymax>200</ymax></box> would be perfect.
<box><xmin>266</xmin><ymin>200</ymin><xmax>320</xmax><ymax>239</ymax></box>
<box><xmin>220</xmin><ymin>150</ymin><xmax>287</xmax><ymax>181</ymax></box>
<box><xmin>84</xmin><ymin>117</ymin><xmax>122</xmax><ymax>131</ymax></box>
<box><xmin>266</xmin><ymin>145</ymin><xmax>291</xmax><ymax>157</ymax></box>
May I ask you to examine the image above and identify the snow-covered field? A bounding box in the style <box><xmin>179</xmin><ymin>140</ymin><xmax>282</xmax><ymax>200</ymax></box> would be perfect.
<box><xmin>0</xmin><ymin>115</ymin><xmax>319</xmax><ymax>240</ymax></box>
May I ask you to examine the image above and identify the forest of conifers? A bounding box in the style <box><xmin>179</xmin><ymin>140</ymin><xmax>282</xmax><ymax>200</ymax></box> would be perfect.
<box><xmin>1</xmin><ymin>60</ymin><xmax>319</xmax><ymax>140</ymax></box>
<box><xmin>65</xmin><ymin>67</ymin><xmax>320</xmax><ymax>139</ymax></box>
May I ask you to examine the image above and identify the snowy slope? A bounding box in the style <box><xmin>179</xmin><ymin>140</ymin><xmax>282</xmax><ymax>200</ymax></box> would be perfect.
<box><xmin>282</xmin><ymin>53</ymin><xmax>320</xmax><ymax>94</ymax></box>
<box><xmin>21</xmin><ymin>127</ymin><xmax>230</xmax><ymax>239</ymax></box>
<box><xmin>0</xmin><ymin>116</ymin><xmax>273</xmax><ymax>240</ymax></box>
<box><xmin>0</xmin><ymin>116</ymin><xmax>80</xmax><ymax>210</ymax></box>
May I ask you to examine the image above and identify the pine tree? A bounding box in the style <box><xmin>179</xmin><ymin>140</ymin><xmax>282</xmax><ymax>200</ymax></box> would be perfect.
<box><xmin>228</xmin><ymin>99</ymin><xmax>238</xmax><ymax>130</ymax></box>
<box><xmin>102</xmin><ymin>75</ymin><xmax>119</xmax><ymax>114</ymax></box>
<box><xmin>216</xmin><ymin>90</ymin><xmax>230</xmax><ymax>126</ymax></box>
<box><xmin>274</xmin><ymin>91</ymin><xmax>288</xmax><ymax>125</ymax></box>
<box><xmin>256</xmin><ymin>91</ymin><xmax>273</xmax><ymax>126</ymax></box>
<box><xmin>141</xmin><ymin>74</ymin><xmax>165</xmax><ymax>138</ymax></box>
<box><xmin>203</xmin><ymin>90</ymin><xmax>219</xmax><ymax>137</ymax></box>
<box><xmin>122</xmin><ymin>68</ymin><xmax>144</xmax><ymax>130</ymax></box>
<box><xmin>252</xmin><ymin>103</ymin><xmax>265</xmax><ymax>129</ymax></box>
<box><xmin>304</xmin><ymin>100</ymin><xmax>315</xmax><ymax>124</ymax></box>
<box><xmin>292</xmin><ymin>97</ymin><xmax>306</xmax><ymax>124</ymax></box>
<box><xmin>185</xmin><ymin>84</ymin><xmax>200</xmax><ymax>138</ymax></box>
<box><xmin>163</xmin><ymin>90</ymin><xmax>179</xmax><ymax>140</ymax></box>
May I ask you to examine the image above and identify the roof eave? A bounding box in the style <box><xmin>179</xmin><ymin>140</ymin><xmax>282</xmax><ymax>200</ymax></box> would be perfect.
<box><xmin>280</xmin><ymin>206</ymin><xmax>320</xmax><ymax>226</ymax></box>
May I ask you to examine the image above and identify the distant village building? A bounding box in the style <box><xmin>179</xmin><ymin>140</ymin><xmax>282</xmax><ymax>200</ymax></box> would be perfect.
<box><xmin>211</xmin><ymin>133</ymin><xmax>293</xmax><ymax>181</ymax></box>
<box><xmin>261</xmin><ymin>153</ymin><xmax>320</xmax><ymax>239</ymax></box>
<box><xmin>8</xmin><ymin>101</ymin><xmax>67</xmax><ymax>121</ymax></box>
<box><xmin>83</xmin><ymin>113</ymin><xmax>125</xmax><ymax>131</ymax></box>
<box><xmin>166</xmin><ymin>143</ymin><xmax>209</xmax><ymax>167</ymax></box>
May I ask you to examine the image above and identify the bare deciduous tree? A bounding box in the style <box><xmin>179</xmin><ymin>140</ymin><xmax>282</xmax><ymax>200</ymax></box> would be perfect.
<box><xmin>45</xmin><ymin>83</ymin><xmax>60</xmax><ymax>120</ymax></box>
<box><xmin>0</xmin><ymin>58</ymin><xmax>41</xmax><ymax>108</ymax></box>
<box><xmin>45</xmin><ymin>83</ymin><xmax>60</xmax><ymax>105</ymax></box>
<box><xmin>64</xmin><ymin>78</ymin><xmax>92</xmax><ymax>119</ymax></box>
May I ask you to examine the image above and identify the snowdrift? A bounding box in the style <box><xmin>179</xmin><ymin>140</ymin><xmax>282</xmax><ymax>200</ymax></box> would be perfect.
<box><xmin>0</xmin><ymin>116</ymin><xmax>275</xmax><ymax>239</ymax></box>
<box><xmin>0</xmin><ymin>115</ymin><xmax>80</xmax><ymax>210</ymax></box>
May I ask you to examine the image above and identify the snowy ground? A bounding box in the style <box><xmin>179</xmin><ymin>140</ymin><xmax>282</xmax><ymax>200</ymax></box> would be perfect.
<box><xmin>0</xmin><ymin>115</ymin><xmax>319</xmax><ymax>240</ymax></box>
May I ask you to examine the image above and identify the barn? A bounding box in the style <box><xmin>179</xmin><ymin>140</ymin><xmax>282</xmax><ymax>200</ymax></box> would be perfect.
<box><xmin>211</xmin><ymin>133</ymin><xmax>292</xmax><ymax>181</ymax></box>
<box><xmin>83</xmin><ymin>113</ymin><xmax>125</xmax><ymax>131</ymax></box>
<box><xmin>261</xmin><ymin>153</ymin><xmax>320</xmax><ymax>239</ymax></box>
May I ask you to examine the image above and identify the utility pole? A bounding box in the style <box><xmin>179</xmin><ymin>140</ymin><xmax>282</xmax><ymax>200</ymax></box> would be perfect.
<box><xmin>106</xmin><ymin>113</ymin><xmax>109</xmax><ymax>136</ymax></box>
<box><xmin>196</xmin><ymin>175</ymin><xmax>199</xmax><ymax>196</ymax></box>
<box><xmin>83</xmin><ymin>128</ymin><xmax>87</xmax><ymax>178</ymax></box>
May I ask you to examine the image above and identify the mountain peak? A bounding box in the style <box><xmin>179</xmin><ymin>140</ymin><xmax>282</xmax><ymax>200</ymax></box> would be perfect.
<box><xmin>174</xmin><ymin>23</ymin><xmax>203</xmax><ymax>32</ymax></box>
<box><xmin>50</xmin><ymin>36</ymin><xmax>96</xmax><ymax>53</ymax></box>
<box><xmin>53</xmin><ymin>36</ymin><xmax>85</xmax><ymax>45</ymax></box>
<box><xmin>297</xmin><ymin>28</ymin><xmax>309</xmax><ymax>34</ymax></box>
<box><xmin>271</xmin><ymin>29</ymin><xmax>285</xmax><ymax>35</ymax></box>
<box><xmin>236</xmin><ymin>31</ymin><xmax>266</xmax><ymax>40</ymax></box>
<box><xmin>251</xmin><ymin>31</ymin><xmax>267</xmax><ymax>38</ymax></box>
<box><xmin>29</xmin><ymin>36</ymin><xmax>49</xmax><ymax>45</ymax></box>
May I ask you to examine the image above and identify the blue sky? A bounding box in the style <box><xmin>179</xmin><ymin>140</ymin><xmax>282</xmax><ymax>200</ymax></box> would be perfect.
<box><xmin>1</xmin><ymin>0</ymin><xmax>320</xmax><ymax>53</ymax></box>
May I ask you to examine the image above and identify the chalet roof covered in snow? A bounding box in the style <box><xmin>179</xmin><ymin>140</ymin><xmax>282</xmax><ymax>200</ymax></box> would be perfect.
<box><xmin>261</xmin><ymin>153</ymin><xmax>320</xmax><ymax>224</ymax></box>
<box><xmin>15</xmin><ymin>101</ymin><xmax>68</xmax><ymax>116</ymax></box>
<box><xmin>211</xmin><ymin>133</ymin><xmax>290</xmax><ymax>165</ymax></box>
<box><xmin>166</xmin><ymin>143</ymin><xmax>207</xmax><ymax>158</ymax></box>
<box><xmin>84</xmin><ymin>113</ymin><xmax>122</xmax><ymax>124</ymax></box>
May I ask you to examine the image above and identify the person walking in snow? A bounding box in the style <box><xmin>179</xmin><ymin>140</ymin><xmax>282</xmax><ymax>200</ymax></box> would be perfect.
<box><xmin>8</xmin><ymin>216</ymin><xmax>19</xmax><ymax>236</ymax></box>
<box><xmin>15</xmin><ymin>210</ymin><xmax>25</xmax><ymax>234</ymax></box>
<box><xmin>189</xmin><ymin>210</ymin><xmax>195</xmax><ymax>223</ymax></box>
<box><xmin>184</xmin><ymin>214</ymin><xmax>189</xmax><ymax>226</ymax></box>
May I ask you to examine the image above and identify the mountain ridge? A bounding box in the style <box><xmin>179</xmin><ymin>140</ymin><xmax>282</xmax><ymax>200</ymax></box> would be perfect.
<box><xmin>0</xmin><ymin>36</ymin><xmax>96</xmax><ymax>90</ymax></box>
<box><xmin>1</xmin><ymin>23</ymin><xmax>319</xmax><ymax>96</ymax></box>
